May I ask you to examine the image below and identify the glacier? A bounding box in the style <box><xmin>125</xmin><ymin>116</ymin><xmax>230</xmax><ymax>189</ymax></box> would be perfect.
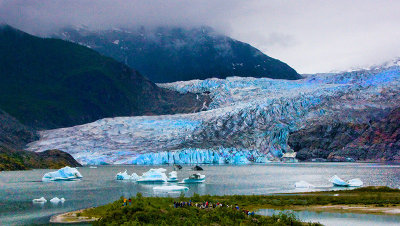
<box><xmin>27</xmin><ymin>65</ymin><xmax>400</xmax><ymax>165</ymax></box>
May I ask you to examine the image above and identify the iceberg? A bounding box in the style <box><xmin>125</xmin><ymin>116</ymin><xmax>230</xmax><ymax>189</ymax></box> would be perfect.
<box><xmin>153</xmin><ymin>185</ymin><xmax>189</xmax><ymax>192</ymax></box>
<box><xmin>295</xmin><ymin>181</ymin><xmax>315</xmax><ymax>188</ymax></box>
<box><xmin>137</xmin><ymin>168</ymin><xmax>168</xmax><ymax>183</ymax></box>
<box><xmin>330</xmin><ymin>175</ymin><xmax>348</xmax><ymax>186</ymax></box>
<box><xmin>115</xmin><ymin>170</ymin><xmax>140</xmax><ymax>181</ymax></box>
<box><xmin>32</xmin><ymin>197</ymin><xmax>47</xmax><ymax>203</ymax></box>
<box><xmin>50</xmin><ymin>197</ymin><xmax>65</xmax><ymax>204</ymax></box>
<box><xmin>167</xmin><ymin>171</ymin><xmax>178</xmax><ymax>182</ymax></box>
<box><xmin>329</xmin><ymin>175</ymin><xmax>363</xmax><ymax>187</ymax></box>
<box><xmin>42</xmin><ymin>166</ymin><xmax>83</xmax><ymax>182</ymax></box>
<box><xmin>347</xmin><ymin>178</ymin><xmax>363</xmax><ymax>187</ymax></box>
<box><xmin>116</xmin><ymin>170</ymin><xmax>131</xmax><ymax>180</ymax></box>
<box><xmin>131</xmin><ymin>173</ymin><xmax>140</xmax><ymax>181</ymax></box>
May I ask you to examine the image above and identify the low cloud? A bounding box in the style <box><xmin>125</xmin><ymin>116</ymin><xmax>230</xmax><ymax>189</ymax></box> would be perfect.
<box><xmin>1</xmin><ymin>0</ymin><xmax>399</xmax><ymax>73</ymax></box>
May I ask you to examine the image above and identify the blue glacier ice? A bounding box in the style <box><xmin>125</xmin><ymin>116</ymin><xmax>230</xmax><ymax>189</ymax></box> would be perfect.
<box><xmin>167</xmin><ymin>171</ymin><xmax>178</xmax><ymax>182</ymax></box>
<box><xmin>329</xmin><ymin>175</ymin><xmax>363</xmax><ymax>187</ymax></box>
<box><xmin>116</xmin><ymin>170</ymin><xmax>131</xmax><ymax>180</ymax></box>
<box><xmin>42</xmin><ymin>166</ymin><xmax>83</xmax><ymax>182</ymax></box>
<box><xmin>27</xmin><ymin>65</ymin><xmax>400</xmax><ymax>165</ymax></box>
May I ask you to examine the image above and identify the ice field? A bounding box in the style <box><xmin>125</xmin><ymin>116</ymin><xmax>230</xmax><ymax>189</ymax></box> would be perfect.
<box><xmin>27</xmin><ymin>64</ymin><xmax>400</xmax><ymax>165</ymax></box>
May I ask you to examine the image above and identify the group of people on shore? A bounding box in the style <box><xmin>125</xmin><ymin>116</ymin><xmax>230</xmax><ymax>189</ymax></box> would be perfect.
<box><xmin>122</xmin><ymin>198</ymin><xmax>132</xmax><ymax>206</ymax></box>
<box><xmin>172</xmin><ymin>201</ymin><xmax>255</xmax><ymax>216</ymax></box>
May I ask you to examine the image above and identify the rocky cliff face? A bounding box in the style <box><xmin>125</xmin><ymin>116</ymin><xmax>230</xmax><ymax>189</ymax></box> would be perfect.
<box><xmin>288</xmin><ymin>122</ymin><xmax>369</xmax><ymax>161</ymax></box>
<box><xmin>289</xmin><ymin>107</ymin><xmax>400</xmax><ymax>162</ymax></box>
<box><xmin>329</xmin><ymin>107</ymin><xmax>400</xmax><ymax>162</ymax></box>
<box><xmin>27</xmin><ymin>65</ymin><xmax>400</xmax><ymax>165</ymax></box>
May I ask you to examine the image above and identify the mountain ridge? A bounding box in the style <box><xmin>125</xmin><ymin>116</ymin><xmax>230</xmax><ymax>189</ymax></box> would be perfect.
<box><xmin>54</xmin><ymin>26</ymin><xmax>301</xmax><ymax>83</ymax></box>
<box><xmin>0</xmin><ymin>25</ymin><xmax>210</xmax><ymax>129</ymax></box>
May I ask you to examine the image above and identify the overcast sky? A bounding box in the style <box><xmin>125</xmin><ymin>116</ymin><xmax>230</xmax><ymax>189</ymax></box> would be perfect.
<box><xmin>1</xmin><ymin>0</ymin><xmax>399</xmax><ymax>73</ymax></box>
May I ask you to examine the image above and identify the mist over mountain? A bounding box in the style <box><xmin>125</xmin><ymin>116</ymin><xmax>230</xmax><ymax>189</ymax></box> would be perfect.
<box><xmin>55</xmin><ymin>26</ymin><xmax>301</xmax><ymax>83</ymax></box>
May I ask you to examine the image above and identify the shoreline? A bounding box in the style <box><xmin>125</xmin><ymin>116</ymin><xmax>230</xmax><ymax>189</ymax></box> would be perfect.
<box><xmin>248</xmin><ymin>204</ymin><xmax>400</xmax><ymax>216</ymax></box>
<box><xmin>50</xmin><ymin>189</ymin><xmax>400</xmax><ymax>224</ymax></box>
<box><xmin>51</xmin><ymin>204</ymin><xmax>400</xmax><ymax>224</ymax></box>
<box><xmin>49</xmin><ymin>208</ymin><xmax>98</xmax><ymax>224</ymax></box>
<box><xmin>2</xmin><ymin>161</ymin><xmax>399</xmax><ymax>172</ymax></box>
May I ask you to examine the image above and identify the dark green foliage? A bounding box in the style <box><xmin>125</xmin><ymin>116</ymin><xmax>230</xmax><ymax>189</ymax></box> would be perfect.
<box><xmin>57</xmin><ymin>27</ymin><xmax>301</xmax><ymax>83</ymax></box>
<box><xmin>84</xmin><ymin>196</ymin><xmax>317</xmax><ymax>226</ymax></box>
<box><xmin>0</xmin><ymin>144</ymin><xmax>81</xmax><ymax>171</ymax></box>
<box><xmin>0</xmin><ymin>25</ymin><xmax>209</xmax><ymax>129</ymax></box>
<box><xmin>83</xmin><ymin>186</ymin><xmax>399</xmax><ymax>225</ymax></box>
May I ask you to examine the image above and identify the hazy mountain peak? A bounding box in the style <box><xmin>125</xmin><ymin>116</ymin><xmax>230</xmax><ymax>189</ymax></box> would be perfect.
<box><xmin>55</xmin><ymin>26</ymin><xmax>301</xmax><ymax>83</ymax></box>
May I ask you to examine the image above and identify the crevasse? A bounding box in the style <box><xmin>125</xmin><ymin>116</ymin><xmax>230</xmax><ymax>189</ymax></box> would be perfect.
<box><xmin>27</xmin><ymin>66</ymin><xmax>400</xmax><ymax>165</ymax></box>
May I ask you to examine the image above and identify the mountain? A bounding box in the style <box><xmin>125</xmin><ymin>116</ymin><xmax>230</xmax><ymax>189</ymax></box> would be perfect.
<box><xmin>27</xmin><ymin>64</ymin><xmax>400</xmax><ymax>164</ymax></box>
<box><xmin>0</xmin><ymin>144</ymin><xmax>81</xmax><ymax>171</ymax></box>
<box><xmin>0</xmin><ymin>25</ymin><xmax>209</xmax><ymax>129</ymax></box>
<box><xmin>0</xmin><ymin>109</ymin><xmax>38</xmax><ymax>149</ymax></box>
<box><xmin>54</xmin><ymin>26</ymin><xmax>301</xmax><ymax>83</ymax></box>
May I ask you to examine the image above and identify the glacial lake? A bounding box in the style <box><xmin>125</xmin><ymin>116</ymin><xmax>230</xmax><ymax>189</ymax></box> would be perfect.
<box><xmin>0</xmin><ymin>163</ymin><xmax>399</xmax><ymax>225</ymax></box>
<box><xmin>257</xmin><ymin>209</ymin><xmax>400</xmax><ymax>226</ymax></box>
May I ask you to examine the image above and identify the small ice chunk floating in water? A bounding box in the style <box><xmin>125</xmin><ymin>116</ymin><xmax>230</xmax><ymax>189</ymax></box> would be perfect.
<box><xmin>42</xmin><ymin>166</ymin><xmax>83</xmax><ymax>182</ymax></box>
<box><xmin>32</xmin><ymin>197</ymin><xmax>47</xmax><ymax>203</ymax></box>
<box><xmin>329</xmin><ymin>175</ymin><xmax>363</xmax><ymax>187</ymax></box>
<box><xmin>50</xmin><ymin>197</ymin><xmax>65</xmax><ymax>204</ymax></box>
<box><xmin>179</xmin><ymin>173</ymin><xmax>206</xmax><ymax>184</ymax></box>
<box><xmin>295</xmin><ymin>181</ymin><xmax>315</xmax><ymax>188</ymax></box>
<box><xmin>153</xmin><ymin>185</ymin><xmax>189</xmax><ymax>192</ymax></box>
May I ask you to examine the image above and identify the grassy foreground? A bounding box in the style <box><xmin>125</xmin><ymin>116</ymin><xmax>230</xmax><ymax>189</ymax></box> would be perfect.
<box><xmin>80</xmin><ymin>186</ymin><xmax>400</xmax><ymax>225</ymax></box>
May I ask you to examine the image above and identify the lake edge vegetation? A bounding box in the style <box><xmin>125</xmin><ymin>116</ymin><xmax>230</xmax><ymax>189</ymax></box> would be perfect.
<box><xmin>80</xmin><ymin>186</ymin><xmax>400</xmax><ymax>225</ymax></box>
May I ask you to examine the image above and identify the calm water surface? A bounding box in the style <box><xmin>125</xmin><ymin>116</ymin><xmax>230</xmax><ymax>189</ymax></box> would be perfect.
<box><xmin>0</xmin><ymin>163</ymin><xmax>399</xmax><ymax>225</ymax></box>
<box><xmin>257</xmin><ymin>209</ymin><xmax>400</xmax><ymax>226</ymax></box>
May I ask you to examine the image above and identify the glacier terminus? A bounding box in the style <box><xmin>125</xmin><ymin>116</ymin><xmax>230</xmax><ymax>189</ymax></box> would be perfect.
<box><xmin>27</xmin><ymin>64</ymin><xmax>400</xmax><ymax>165</ymax></box>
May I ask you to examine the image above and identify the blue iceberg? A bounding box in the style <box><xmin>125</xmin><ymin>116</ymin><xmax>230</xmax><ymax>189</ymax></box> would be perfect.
<box><xmin>42</xmin><ymin>166</ymin><xmax>83</xmax><ymax>182</ymax></box>
<box><xmin>329</xmin><ymin>175</ymin><xmax>363</xmax><ymax>187</ymax></box>
<box><xmin>116</xmin><ymin>170</ymin><xmax>140</xmax><ymax>180</ymax></box>
<box><xmin>137</xmin><ymin>168</ymin><xmax>168</xmax><ymax>183</ymax></box>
